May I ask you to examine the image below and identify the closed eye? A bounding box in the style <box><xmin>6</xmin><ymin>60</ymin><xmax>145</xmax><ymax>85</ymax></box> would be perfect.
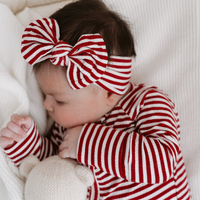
<box><xmin>56</xmin><ymin>100</ymin><xmax>67</xmax><ymax>105</ymax></box>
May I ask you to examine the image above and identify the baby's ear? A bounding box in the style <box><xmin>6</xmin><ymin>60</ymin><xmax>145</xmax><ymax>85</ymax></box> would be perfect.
<box><xmin>19</xmin><ymin>155</ymin><xmax>40</xmax><ymax>178</ymax></box>
<box><xmin>75</xmin><ymin>165</ymin><xmax>94</xmax><ymax>187</ymax></box>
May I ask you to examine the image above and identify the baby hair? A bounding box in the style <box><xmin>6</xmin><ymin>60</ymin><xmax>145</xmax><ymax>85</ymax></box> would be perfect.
<box><xmin>50</xmin><ymin>0</ymin><xmax>135</xmax><ymax>57</ymax></box>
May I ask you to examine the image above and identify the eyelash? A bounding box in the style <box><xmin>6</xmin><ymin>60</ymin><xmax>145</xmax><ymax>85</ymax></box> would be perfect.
<box><xmin>42</xmin><ymin>93</ymin><xmax>66</xmax><ymax>106</ymax></box>
<box><xmin>56</xmin><ymin>100</ymin><xmax>66</xmax><ymax>105</ymax></box>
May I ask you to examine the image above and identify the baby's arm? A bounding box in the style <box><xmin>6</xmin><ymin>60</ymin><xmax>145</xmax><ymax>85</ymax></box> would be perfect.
<box><xmin>76</xmin><ymin>89</ymin><xmax>180</xmax><ymax>184</ymax></box>
<box><xmin>0</xmin><ymin>114</ymin><xmax>64</xmax><ymax>167</ymax></box>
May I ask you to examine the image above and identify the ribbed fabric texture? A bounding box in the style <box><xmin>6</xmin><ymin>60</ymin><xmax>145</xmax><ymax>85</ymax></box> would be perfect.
<box><xmin>3</xmin><ymin>122</ymin><xmax>65</xmax><ymax>167</ymax></box>
<box><xmin>104</xmin><ymin>0</ymin><xmax>200</xmax><ymax>199</ymax></box>
<box><xmin>77</xmin><ymin>83</ymin><xmax>191</xmax><ymax>199</ymax></box>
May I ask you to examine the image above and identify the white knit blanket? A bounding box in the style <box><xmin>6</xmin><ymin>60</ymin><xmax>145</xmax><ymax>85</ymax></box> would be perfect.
<box><xmin>0</xmin><ymin>0</ymin><xmax>199</xmax><ymax>199</ymax></box>
<box><xmin>0</xmin><ymin>4</ymin><xmax>47</xmax><ymax>200</ymax></box>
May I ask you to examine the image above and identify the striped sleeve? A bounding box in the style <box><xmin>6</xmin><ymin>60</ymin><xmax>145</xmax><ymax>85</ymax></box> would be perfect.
<box><xmin>77</xmin><ymin>89</ymin><xmax>180</xmax><ymax>184</ymax></box>
<box><xmin>4</xmin><ymin>122</ymin><xmax>65</xmax><ymax>167</ymax></box>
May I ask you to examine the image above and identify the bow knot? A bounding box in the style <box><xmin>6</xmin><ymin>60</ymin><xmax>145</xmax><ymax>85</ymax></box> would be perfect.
<box><xmin>51</xmin><ymin>40</ymin><xmax>72</xmax><ymax>66</ymax></box>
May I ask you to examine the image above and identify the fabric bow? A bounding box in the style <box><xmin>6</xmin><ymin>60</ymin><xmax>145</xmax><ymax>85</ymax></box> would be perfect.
<box><xmin>21</xmin><ymin>18</ymin><xmax>132</xmax><ymax>94</ymax></box>
<box><xmin>21</xmin><ymin>18</ymin><xmax>108</xmax><ymax>89</ymax></box>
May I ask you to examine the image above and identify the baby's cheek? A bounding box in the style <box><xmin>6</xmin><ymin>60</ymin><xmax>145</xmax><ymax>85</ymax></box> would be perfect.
<box><xmin>55</xmin><ymin>112</ymin><xmax>71</xmax><ymax>127</ymax></box>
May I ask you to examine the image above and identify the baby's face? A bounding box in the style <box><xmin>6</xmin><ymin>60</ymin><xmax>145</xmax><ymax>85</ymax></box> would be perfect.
<box><xmin>35</xmin><ymin>61</ymin><xmax>111</xmax><ymax>128</ymax></box>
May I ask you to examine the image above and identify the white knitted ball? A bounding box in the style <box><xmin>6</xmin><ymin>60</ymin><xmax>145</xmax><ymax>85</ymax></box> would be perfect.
<box><xmin>20</xmin><ymin>155</ymin><xmax>94</xmax><ymax>200</ymax></box>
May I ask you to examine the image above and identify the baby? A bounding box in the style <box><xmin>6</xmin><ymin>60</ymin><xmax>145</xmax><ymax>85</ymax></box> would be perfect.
<box><xmin>0</xmin><ymin>0</ymin><xmax>191</xmax><ymax>199</ymax></box>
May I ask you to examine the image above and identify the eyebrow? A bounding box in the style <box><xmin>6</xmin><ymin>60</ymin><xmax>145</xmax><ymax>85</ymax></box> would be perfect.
<box><xmin>42</xmin><ymin>90</ymin><xmax>62</xmax><ymax>96</ymax></box>
<box><xmin>39</xmin><ymin>85</ymin><xmax>67</xmax><ymax>97</ymax></box>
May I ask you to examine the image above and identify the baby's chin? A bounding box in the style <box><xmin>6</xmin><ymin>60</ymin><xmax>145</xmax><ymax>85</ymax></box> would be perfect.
<box><xmin>55</xmin><ymin>121</ymin><xmax>83</xmax><ymax>129</ymax></box>
<box><xmin>50</xmin><ymin>115</ymin><xmax>90</xmax><ymax>128</ymax></box>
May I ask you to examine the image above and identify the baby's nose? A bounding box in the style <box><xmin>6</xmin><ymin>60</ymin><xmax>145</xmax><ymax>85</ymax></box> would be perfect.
<box><xmin>43</xmin><ymin>97</ymin><xmax>53</xmax><ymax>112</ymax></box>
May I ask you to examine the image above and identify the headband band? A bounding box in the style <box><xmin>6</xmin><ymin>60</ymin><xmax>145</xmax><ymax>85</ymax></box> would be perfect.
<box><xmin>21</xmin><ymin>18</ymin><xmax>132</xmax><ymax>95</ymax></box>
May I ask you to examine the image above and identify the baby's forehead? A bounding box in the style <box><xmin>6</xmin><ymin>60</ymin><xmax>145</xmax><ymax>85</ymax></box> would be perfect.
<box><xmin>35</xmin><ymin>60</ymin><xmax>67</xmax><ymax>80</ymax></box>
<box><xmin>40</xmin><ymin>60</ymin><xmax>66</xmax><ymax>73</ymax></box>
<box><xmin>35</xmin><ymin>64</ymin><xmax>68</xmax><ymax>90</ymax></box>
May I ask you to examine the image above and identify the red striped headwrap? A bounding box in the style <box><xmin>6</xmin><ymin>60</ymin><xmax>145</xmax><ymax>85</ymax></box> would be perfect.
<box><xmin>21</xmin><ymin>18</ymin><xmax>132</xmax><ymax>95</ymax></box>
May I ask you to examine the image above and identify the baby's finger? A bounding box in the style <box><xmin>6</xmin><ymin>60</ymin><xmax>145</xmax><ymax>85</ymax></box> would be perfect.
<box><xmin>1</xmin><ymin>127</ymin><xmax>24</xmax><ymax>142</ymax></box>
<box><xmin>11</xmin><ymin>114</ymin><xmax>32</xmax><ymax>132</ymax></box>
<box><xmin>0</xmin><ymin>136</ymin><xmax>14</xmax><ymax>149</ymax></box>
<box><xmin>59</xmin><ymin>148</ymin><xmax>70</xmax><ymax>158</ymax></box>
<box><xmin>59</xmin><ymin>140</ymin><xmax>68</xmax><ymax>152</ymax></box>
<box><xmin>6</xmin><ymin>121</ymin><xmax>26</xmax><ymax>138</ymax></box>
<box><xmin>10</xmin><ymin>114</ymin><xmax>24</xmax><ymax>126</ymax></box>
<box><xmin>21</xmin><ymin>115</ymin><xmax>33</xmax><ymax>131</ymax></box>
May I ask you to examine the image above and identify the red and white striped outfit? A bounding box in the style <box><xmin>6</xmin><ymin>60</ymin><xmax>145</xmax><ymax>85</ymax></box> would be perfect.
<box><xmin>4</xmin><ymin>83</ymin><xmax>191</xmax><ymax>200</ymax></box>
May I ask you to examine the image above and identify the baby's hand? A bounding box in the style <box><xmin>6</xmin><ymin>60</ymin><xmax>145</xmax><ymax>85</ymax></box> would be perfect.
<box><xmin>0</xmin><ymin>114</ymin><xmax>33</xmax><ymax>148</ymax></box>
<box><xmin>59</xmin><ymin>126</ymin><xmax>83</xmax><ymax>159</ymax></box>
